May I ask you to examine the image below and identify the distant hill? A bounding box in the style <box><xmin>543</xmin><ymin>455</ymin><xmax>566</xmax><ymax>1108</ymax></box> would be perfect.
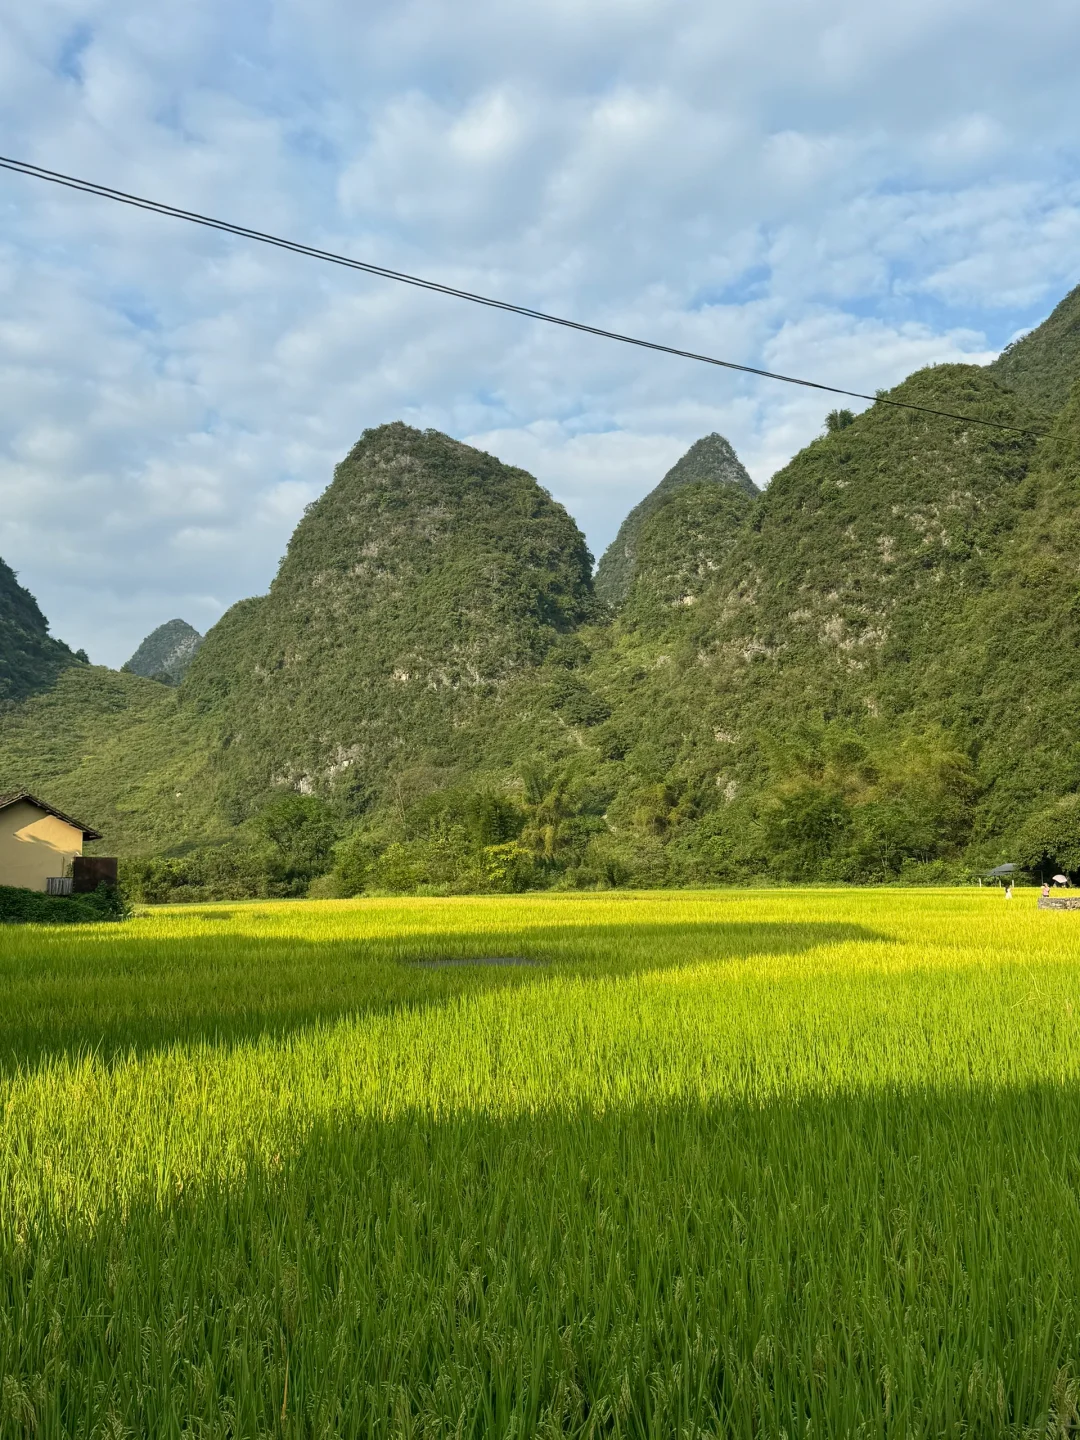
<box><xmin>7</xmin><ymin>283</ymin><xmax>1080</xmax><ymax>888</ymax></box>
<box><xmin>181</xmin><ymin>422</ymin><xmax>596</xmax><ymax>816</ymax></box>
<box><xmin>618</xmin><ymin>479</ymin><xmax>758</xmax><ymax>632</ymax></box>
<box><xmin>0</xmin><ymin>556</ymin><xmax>79</xmax><ymax>704</ymax></box>
<box><xmin>594</xmin><ymin>434</ymin><xmax>757</xmax><ymax>607</ymax></box>
<box><xmin>990</xmin><ymin>281</ymin><xmax>1080</xmax><ymax>416</ymax></box>
<box><xmin>0</xmin><ymin>664</ymin><xmax>220</xmax><ymax>853</ymax></box>
<box><xmin>586</xmin><ymin>364</ymin><xmax>1046</xmax><ymax>880</ymax></box>
<box><xmin>124</xmin><ymin>619</ymin><xmax>204</xmax><ymax>684</ymax></box>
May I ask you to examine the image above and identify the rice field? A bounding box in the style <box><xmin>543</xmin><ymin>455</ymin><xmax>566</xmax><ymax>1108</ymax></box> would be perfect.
<box><xmin>2</xmin><ymin>886</ymin><xmax>1080</xmax><ymax>1436</ymax></box>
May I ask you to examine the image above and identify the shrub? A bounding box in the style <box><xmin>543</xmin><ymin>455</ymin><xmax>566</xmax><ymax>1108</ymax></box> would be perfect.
<box><xmin>121</xmin><ymin>843</ymin><xmax>282</xmax><ymax>903</ymax></box>
<box><xmin>578</xmin><ymin>832</ymin><xmax>670</xmax><ymax>889</ymax></box>
<box><xmin>254</xmin><ymin>793</ymin><xmax>340</xmax><ymax>884</ymax></box>
<box><xmin>0</xmin><ymin>882</ymin><xmax>127</xmax><ymax>925</ymax></box>
<box><xmin>363</xmin><ymin>833</ymin><xmax>534</xmax><ymax>896</ymax></box>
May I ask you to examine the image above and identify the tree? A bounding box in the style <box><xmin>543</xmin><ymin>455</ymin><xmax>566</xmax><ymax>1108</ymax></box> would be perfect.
<box><xmin>1015</xmin><ymin>795</ymin><xmax>1080</xmax><ymax>878</ymax></box>
<box><xmin>254</xmin><ymin>793</ymin><xmax>340</xmax><ymax>883</ymax></box>
<box><xmin>519</xmin><ymin>765</ymin><xmax>577</xmax><ymax>862</ymax></box>
<box><xmin>824</xmin><ymin>409</ymin><xmax>856</xmax><ymax>434</ymax></box>
<box><xmin>765</xmin><ymin>780</ymin><xmax>852</xmax><ymax>880</ymax></box>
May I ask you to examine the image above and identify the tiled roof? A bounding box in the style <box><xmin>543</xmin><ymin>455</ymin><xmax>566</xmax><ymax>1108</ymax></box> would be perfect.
<box><xmin>0</xmin><ymin>791</ymin><xmax>103</xmax><ymax>840</ymax></box>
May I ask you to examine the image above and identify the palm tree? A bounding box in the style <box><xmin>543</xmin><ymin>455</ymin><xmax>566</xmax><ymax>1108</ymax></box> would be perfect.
<box><xmin>519</xmin><ymin>764</ymin><xmax>575</xmax><ymax>861</ymax></box>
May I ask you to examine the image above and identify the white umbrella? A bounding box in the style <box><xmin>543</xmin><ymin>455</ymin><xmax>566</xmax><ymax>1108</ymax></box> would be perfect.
<box><xmin>1054</xmin><ymin>874</ymin><xmax>1069</xmax><ymax>885</ymax></box>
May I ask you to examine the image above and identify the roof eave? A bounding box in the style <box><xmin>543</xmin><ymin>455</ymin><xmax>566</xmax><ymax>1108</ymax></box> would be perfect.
<box><xmin>0</xmin><ymin>791</ymin><xmax>103</xmax><ymax>841</ymax></box>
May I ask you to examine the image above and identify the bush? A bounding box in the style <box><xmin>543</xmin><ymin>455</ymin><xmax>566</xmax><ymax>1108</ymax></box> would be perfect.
<box><xmin>577</xmin><ymin>832</ymin><xmax>671</xmax><ymax>889</ymax></box>
<box><xmin>254</xmin><ymin>793</ymin><xmax>340</xmax><ymax>883</ymax></box>
<box><xmin>120</xmin><ymin>793</ymin><xmax>347</xmax><ymax>903</ymax></box>
<box><xmin>364</xmin><ymin>833</ymin><xmax>534</xmax><ymax>895</ymax></box>
<box><xmin>895</xmin><ymin>858</ymin><xmax>959</xmax><ymax>886</ymax></box>
<box><xmin>121</xmin><ymin>843</ymin><xmax>283</xmax><ymax>903</ymax></box>
<box><xmin>332</xmin><ymin>831</ymin><xmax>386</xmax><ymax>897</ymax></box>
<box><xmin>331</xmin><ymin>784</ymin><xmax>537</xmax><ymax>896</ymax></box>
<box><xmin>0</xmin><ymin>882</ymin><xmax>127</xmax><ymax>925</ymax></box>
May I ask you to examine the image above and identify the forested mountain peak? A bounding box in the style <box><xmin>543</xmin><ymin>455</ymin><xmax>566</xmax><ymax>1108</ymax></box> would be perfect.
<box><xmin>580</xmin><ymin>363</ymin><xmax>1051</xmax><ymax>885</ymax></box>
<box><xmin>0</xmin><ymin>556</ymin><xmax>78</xmax><ymax>704</ymax></box>
<box><xmin>595</xmin><ymin>432</ymin><xmax>757</xmax><ymax>607</ymax></box>
<box><xmin>269</xmin><ymin>422</ymin><xmax>594</xmax><ymax>635</ymax></box>
<box><xmin>618</xmin><ymin>480</ymin><xmax>758</xmax><ymax>630</ymax></box>
<box><xmin>690</xmin><ymin>363</ymin><xmax>1041</xmax><ymax>702</ymax></box>
<box><xmin>990</xmin><ymin>281</ymin><xmax>1080</xmax><ymax>416</ymax></box>
<box><xmin>654</xmin><ymin>433</ymin><xmax>757</xmax><ymax>499</ymax></box>
<box><xmin>124</xmin><ymin>619</ymin><xmax>203</xmax><ymax>685</ymax></box>
<box><xmin>180</xmin><ymin>422</ymin><xmax>596</xmax><ymax>815</ymax></box>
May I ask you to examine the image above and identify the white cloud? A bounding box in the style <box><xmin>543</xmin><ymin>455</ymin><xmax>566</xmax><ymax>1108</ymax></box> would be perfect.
<box><xmin>0</xmin><ymin>0</ymin><xmax>1078</xmax><ymax>664</ymax></box>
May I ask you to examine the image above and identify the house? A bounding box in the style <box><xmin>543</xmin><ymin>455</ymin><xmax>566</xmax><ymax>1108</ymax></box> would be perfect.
<box><xmin>0</xmin><ymin>791</ymin><xmax>102</xmax><ymax>892</ymax></box>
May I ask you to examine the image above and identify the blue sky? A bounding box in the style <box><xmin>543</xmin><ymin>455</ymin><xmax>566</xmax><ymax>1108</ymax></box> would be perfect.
<box><xmin>2</xmin><ymin>0</ymin><xmax>1079</xmax><ymax>665</ymax></box>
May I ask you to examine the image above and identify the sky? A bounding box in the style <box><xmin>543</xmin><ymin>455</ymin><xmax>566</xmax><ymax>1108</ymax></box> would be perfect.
<box><xmin>2</xmin><ymin>1</ymin><xmax>1079</xmax><ymax>667</ymax></box>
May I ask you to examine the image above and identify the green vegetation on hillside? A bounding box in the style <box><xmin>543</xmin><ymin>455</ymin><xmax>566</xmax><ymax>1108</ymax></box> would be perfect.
<box><xmin>181</xmin><ymin>422</ymin><xmax>597</xmax><ymax>819</ymax></box>
<box><xmin>594</xmin><ymin>432</ymin><xmax>756</xmax><ymax>607</ymax></box>
<box><xmin>990</xmin><ymin>281</ymin><xmax>1080</xmax><ymax>416</ymax></box>
<box><xmin>942</xmin><ymin>380</ymin><xmax>1080</xmax><ymax>856</ymax></box>
<box><xmin>618</xmin><ymin>476</ymin><xmax>757</xmax><ymax>631</ymax></box>
<box><xmin>569</xmin><ymin>365</ymin><xmax>1046</xmax><ymax>886</ymax></box>
<box><xmin>4</xmin><ymin>890</ymin><xmax>1080</xmax><ymax>1433</ymax></box>
<box><xmin>0</xmin><ymin>666</ymin><xmax>223</xmax><ymax>855</ymax></box>
<box><xmin>6</xmin><ymin>284</ymin><xmax>1080</xmax><ymax>896</ymax></box>
<box><xmin>0</xmin><ymin>556</ymin><xmax>79</xmax><ymax>704</ymax></box>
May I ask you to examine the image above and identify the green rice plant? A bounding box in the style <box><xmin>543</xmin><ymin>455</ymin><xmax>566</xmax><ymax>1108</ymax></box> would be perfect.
<box><xmin>2</xmin><ymin>888</ymin><xmax>1080</xmax><ymax>1436</ymax></box>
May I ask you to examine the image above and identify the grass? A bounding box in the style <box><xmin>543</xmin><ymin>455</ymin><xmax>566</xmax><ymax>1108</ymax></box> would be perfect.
<box><xmin>2</xmin><ymin>887</ymin><xmax>1080</xmax><ymax>1436</ymax></box>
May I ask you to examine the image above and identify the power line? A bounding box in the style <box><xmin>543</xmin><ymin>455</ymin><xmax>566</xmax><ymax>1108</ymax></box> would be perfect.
<box><xmin>0</xmin><ymin>153</ymin><xmax>1047</xmax><ymax>438</ymax></box>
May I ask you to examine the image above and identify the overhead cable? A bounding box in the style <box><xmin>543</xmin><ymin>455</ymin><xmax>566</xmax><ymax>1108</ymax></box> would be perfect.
<box><xmin>0</xmin><ymin>154</ymin><xmax>1047</xmax><ymax>437</ymax></box>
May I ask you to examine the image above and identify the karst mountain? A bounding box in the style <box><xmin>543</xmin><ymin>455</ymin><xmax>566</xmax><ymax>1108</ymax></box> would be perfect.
<box><xmin>124</xmin><ymin>620</ymin><xmax>204</xmax><ymax>685</ymax></box>
<box><xmin>594</xmin><ymin>433</ymin><xmax>757</xmax><ymax>608</ymax></box>
<box><xmin>0</xmin><ymin>556</ymin><xmax>80</xmax><ymax>704</ymax></box>
<box><xmin>4</xmin><ymin>281</ymin><xmax>1080</xmax><ymax>885</ymax></box>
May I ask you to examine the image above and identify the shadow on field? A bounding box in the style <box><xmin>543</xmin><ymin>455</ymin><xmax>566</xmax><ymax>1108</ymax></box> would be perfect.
<box><xmin>0</xmin><ymin>916</ymin><xmax>889</xmax><ymax>1072</ymax></box>
<box><xmin>8</xmin><ymin>1082</ymin><xmax>1080</xmax><ymax>1435</ymax></box>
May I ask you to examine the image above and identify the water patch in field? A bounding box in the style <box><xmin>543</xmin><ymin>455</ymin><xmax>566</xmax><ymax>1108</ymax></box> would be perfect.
<box><xmin>412</xmin><ymin>956</ymin><xmax>543</xmax><ymax>968</ymax></box>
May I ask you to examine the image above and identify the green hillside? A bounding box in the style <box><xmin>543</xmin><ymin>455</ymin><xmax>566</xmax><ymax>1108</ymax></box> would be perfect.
<box><xmin>0</xmin><ymin>556</ymin><xmax>79</xmax><ymax>704</ymax></box>
<box><xmin>579</xmin><ymin>365</ymin><xmax>1046</xmax><ymax>883</ymax></box>
<box><xmin>990</xmin><ymin>281</ymin><xmax>1080</xmax><ymax>416</ymax></box>
<box><xmin>4</xmin><ymin>283</ymin><xmax>1080</xmax><ymax>893</ymax></box>
<box><xmin>0</xmin><ymin>665</ymin><xmax>223</xmax><ymax>854</ymax></box>
<box><xmin>942</xmin><ymin>379</ymin><xmax>1080</xmax><ymax>865</ymax></box>
<box><xmin>691</xmin><ymin>364</ymin><xmax>1038</xmax><ymax>725</ymax></box>
<box><xmin>180</xmin><ymin>422</ymin><xmax>596</xmax><ymax>819</ymax></box>
<box><xmin>618</xmin><ymin>478</ymin><xmax>758</xmax><ymax>632</ymax></box>
<box><xmin>594</xmin><ymin>433</ymin><xmax>756</xmax><ymax>607</ymax></box>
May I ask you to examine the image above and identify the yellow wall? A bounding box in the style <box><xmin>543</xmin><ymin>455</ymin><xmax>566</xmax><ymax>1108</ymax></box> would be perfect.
<box><xmin>0</xmin><ymin>801</ymin><xmax>84</xmax><ymax>891</ymax></box>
